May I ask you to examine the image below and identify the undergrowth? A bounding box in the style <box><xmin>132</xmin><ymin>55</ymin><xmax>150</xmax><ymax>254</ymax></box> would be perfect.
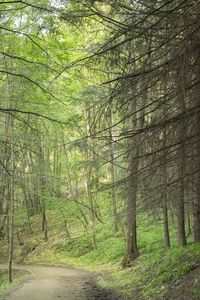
<box><xmin>23</xmin><ymin>210</ymin><xmax>200</xmax><ymax>299</ymax></box>
<box><xmin>1</xmin><ymin>196</ymin><xmax>200</xmax><ymax>300</ymax></box>
<box><xmin>0</xmin><ymin>269</ymin><xmax>29</xmax><ymax>296</ymax></box>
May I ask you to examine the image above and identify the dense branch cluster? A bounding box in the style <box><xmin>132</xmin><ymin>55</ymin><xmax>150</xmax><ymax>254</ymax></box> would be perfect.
<box><xmin>79</xmin><ymin>0</ymin><xmax>200</xmax><ymax>264</ymax></box>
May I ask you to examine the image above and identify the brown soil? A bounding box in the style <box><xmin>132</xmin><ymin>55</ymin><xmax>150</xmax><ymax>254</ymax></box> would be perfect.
<box><xmin>0</xmin><ymin>265</ymin><xmax>121</xmax><ymax>300</ymax></box>
<box><xmin>163</xmin><ymin>264</ymin><xmax>200</xmax><ymax>300</ymax></box>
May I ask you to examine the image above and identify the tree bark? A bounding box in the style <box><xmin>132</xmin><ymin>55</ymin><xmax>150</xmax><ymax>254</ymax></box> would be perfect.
<box><xmin>176</xmin><ymin>63</ymin><xmax>187</xmax><ymax>246</ymax></box>
<box><xmin>108</xmin><ymin>102</ymin><xmax>118</xmax><ymax>234</ymax></box>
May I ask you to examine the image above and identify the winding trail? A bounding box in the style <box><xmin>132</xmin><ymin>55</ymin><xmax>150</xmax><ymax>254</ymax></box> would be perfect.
<box><xmin>1</xmin><ymin>265</ymin><xmax>118</xmax><ymax>300</ymax></box>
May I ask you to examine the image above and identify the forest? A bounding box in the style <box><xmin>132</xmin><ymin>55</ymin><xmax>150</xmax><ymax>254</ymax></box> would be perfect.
<box><xmin>0</xmin><ymin>1</ymin><xmax>200</xmax><ymax>299</ymax></box>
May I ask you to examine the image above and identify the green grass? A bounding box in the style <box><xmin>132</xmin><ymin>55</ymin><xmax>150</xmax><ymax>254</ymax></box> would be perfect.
<box><xmin>1</xmin><ymin>195</ymin><xmax>200</xmax><ymax>300</ymax></box>
<box><xmin>22</xmin><ymin>209</ymin><xmax>200</xmax><ymax>300</ymax></box>
<box><xmin>192</xmin><ymin>283</ymin><xmax>200</xmax><ymax>299</ymax></box>
<box><xmin>0</xmin><ymin>269</ymin><xmax>30</xmax><ymax>296</ymax></box>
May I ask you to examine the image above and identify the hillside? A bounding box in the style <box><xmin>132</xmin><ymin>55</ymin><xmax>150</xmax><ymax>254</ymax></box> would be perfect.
<box><xmin>1</xmin><ymin>205</ymin><xmax>200</xmax><ymax>299</ymax></box>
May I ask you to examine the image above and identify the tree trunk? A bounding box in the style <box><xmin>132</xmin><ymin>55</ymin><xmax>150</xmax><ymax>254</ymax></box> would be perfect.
<box><xmin>108</xmin><ymin>102</ymin><xmax>118</xmax><ymax>234</ymax></box>
<box><xmin>123</xmin><ymin>82</ymin><xmax>147</xmax><ymax>265</ymax></box>
<box><xmin>176</xmin><ymin>64</ymin><xmax>187</xmax><ymax>246</ymax></box>
<box><xmin>85</xmin><ymin>106</ymin><xmax>96</xmax><ymax>249</ymax></box>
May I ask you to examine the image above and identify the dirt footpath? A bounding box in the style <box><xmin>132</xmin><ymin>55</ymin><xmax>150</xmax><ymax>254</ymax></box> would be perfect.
<box><xmin>1</xmin><ymin>265</ymin><xmax>120</xmax><ymax>300</ymax></box>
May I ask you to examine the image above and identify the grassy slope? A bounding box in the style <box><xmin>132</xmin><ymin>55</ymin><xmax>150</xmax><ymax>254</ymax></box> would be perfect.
<box><xmin>25</xmin><ymin>215</ymin><xmax>200</xmax><ymax>300</ymax></box>
<box><xmin>0</xmin><ymin>197</ymin><xmax>200</xmax><ymax>300</ymax></box>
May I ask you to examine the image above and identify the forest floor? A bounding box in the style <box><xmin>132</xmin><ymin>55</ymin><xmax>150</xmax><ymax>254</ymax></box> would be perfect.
<box><xmin>0</xmin><ymin>211</ymin><xmax>200</xmax><ymax>300</ymax></box>
<box><xmin>0</xmin><ymin>265</ymin><xmax>121</xmax><ymax>300</ymax></box>
<box><xmin>163</xmin><ymin>263</ymin><xmax>200</xmax><ymax>300</ymax></box>
<box><xmin>1</xmin><ymin>262</ymin><xmax>200</xmax><ymax>300</ymax></box>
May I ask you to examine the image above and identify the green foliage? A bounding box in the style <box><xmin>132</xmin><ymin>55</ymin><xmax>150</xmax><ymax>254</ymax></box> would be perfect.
<box><xmin>1</xmin><ymin>2</ymin><xmax>200</xmax><ymax>300</ymax></box>
<box><xmin>192</xmin><ymin>282</ymin><xmax>200</xmax><ymax>299</ymax></box>
<box><xmin>2</xmin><ymin>198</ymin><xmax>200</xmax><ymax>300</ymax></box>
<box><xmin>53</xmin><ymin>235</ymin><xmax>93</xmax><ymax>257</ymax></box>
<box><xmin>20</xmin><ymin>207</ymin><xmax>199</xmax><ymax>300</ymax></box>
<box><xmin>79</xmin><ymin>235</ymin><xmax>125</xmax><ymax>265</ymax></box>
<box><xmin>0</xmin><ymin>270</ymin><xmax>29</xmax><ymax>296</ymax></box>
<box><xmin>139</xmin><ymin>243</ymin><xmax>200</xmax><ymax>299</ymax></box>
